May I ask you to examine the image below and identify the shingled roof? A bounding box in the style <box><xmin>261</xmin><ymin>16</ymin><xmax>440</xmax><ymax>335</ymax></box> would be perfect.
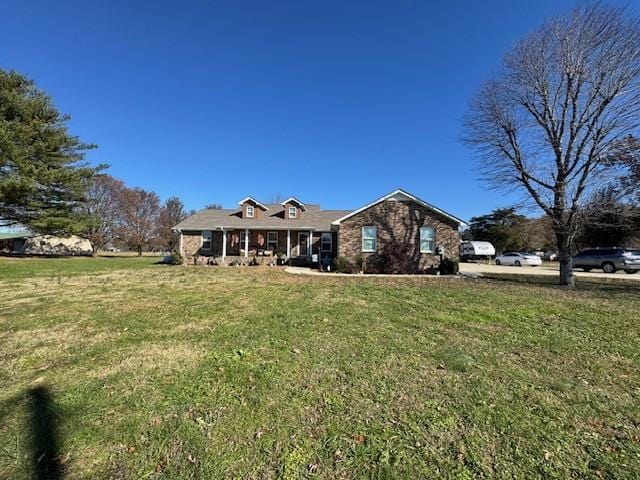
<box><xmin>173</xmin><ymin>204</ymin><xmax>351</xmax><ymax>231</ymax></box>
<box><xmin>174</xmin><ymin>190</ymin><xmax>466</xmax><ymax>232</ymax></box>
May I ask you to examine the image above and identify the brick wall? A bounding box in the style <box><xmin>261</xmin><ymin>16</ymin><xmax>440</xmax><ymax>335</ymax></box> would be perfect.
<box><xmin>181</xmin><ymin>231</ymin><xmax>202</xmax><ymax>258</ymax></box>
<box><xmin>337</xmin><ymin>199</ymin><xmax>460</xmax><ymax>270</ymax></box>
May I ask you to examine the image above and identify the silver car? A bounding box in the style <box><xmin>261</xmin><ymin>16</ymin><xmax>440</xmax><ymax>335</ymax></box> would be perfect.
<box><xmin>572</xmin><ymin>248</ymin><xmax>640</xmax><ymax>274</ymax></box>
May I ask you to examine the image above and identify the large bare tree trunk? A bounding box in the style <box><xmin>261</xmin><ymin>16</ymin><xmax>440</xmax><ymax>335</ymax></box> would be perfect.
<box><xmin>556</xmin><ymin>233</ymin><xmax>574</xmax><ymax>287</ymax></box>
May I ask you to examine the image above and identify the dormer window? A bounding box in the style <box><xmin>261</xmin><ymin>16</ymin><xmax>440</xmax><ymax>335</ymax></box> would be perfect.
<box><xmin>238</xmin><ymin>197</ymin><xmax>268</xmax><ymax>217</ymax></box>
<box><xmin>281</xmin><ymin>197</ymin><xmax>306</xmax><ymax>219</ymax></box>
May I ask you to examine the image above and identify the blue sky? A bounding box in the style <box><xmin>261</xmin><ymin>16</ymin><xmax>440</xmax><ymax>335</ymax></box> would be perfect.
<box><xmin>3</xmin><ymin>1</ymin><xmax>637</xmax><ymax>220</ymax></box>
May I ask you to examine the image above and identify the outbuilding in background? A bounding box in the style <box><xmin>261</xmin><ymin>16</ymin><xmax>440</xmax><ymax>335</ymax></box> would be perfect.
<box><xmin>0</xmin><ymin>232</ymin><xmax>93</xmax><ymax>256</ymax></box>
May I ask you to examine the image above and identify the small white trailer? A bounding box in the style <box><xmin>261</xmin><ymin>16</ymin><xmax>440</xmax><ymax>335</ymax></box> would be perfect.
<box><xmin>459</xmin><ymin>241</ymin><xmax>496</xmax><ymax>261</ymax></box>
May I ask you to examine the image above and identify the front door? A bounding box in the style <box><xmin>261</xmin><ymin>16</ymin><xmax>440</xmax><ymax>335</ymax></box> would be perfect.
<box><xmin>297</xmin><ymin>232</ymin><xmax>309</xmax><ymax>256</ymax></box>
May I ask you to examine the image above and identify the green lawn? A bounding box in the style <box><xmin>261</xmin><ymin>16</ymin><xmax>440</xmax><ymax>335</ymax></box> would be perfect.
<box><xmin>1</xmin><ymin>257</ymin><xmax>639</xmax><ymax>479</ymax></box>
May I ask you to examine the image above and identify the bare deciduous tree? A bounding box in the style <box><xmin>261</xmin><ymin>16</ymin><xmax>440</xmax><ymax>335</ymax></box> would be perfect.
<box><xmin>118</xmin><ymin>187</ymin><xmax>160</xmax><ymax>256</ymax></box>
<box><xmin>463</xmin><ymin>3</ymin><xmax>640</xmax><ymax>285</ymax></box>
<box><xmin>267</xmin><ymin>193</ymin><xmax>284</xmax><ymax>204</ymax></box>
<box><xmin>157</xmin><ymin>196</ymin><xmax>187</xmax><ymax>252</ymax></box>
<box><xmin>82</xmin><ymin>174</ymin><xmax>125</xmax><ymax>252</ymax></box>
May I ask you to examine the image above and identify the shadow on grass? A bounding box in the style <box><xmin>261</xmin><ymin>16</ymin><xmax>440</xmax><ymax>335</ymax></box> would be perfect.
<box><xmin>28</xmin><ymin>385</ymin><xmax>64</xmax><ymax>480</ymax></box>
<box><xmin>152</xmin><ymin>260</ymin><xmax>172</xmax><ymax>265</ymax></box>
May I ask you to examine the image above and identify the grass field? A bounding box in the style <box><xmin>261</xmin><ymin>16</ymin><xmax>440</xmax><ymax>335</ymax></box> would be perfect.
<box><xmin>1</xmin><ymin>257</ymin><xmax>639</xmax><ymax>479</ymax></box>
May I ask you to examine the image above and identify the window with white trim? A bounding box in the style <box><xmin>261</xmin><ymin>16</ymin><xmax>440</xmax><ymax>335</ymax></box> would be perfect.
<box><xmin>362</xmin><ymin>226</ymin><xmax>377</xmax><ymax>252</ymax></box>
<box><xmin>240</xmin><ymin>230</ymin><xmax>248</xmax><ymax>247</ymax></box>
<box><xmin>202</xmin><ymin>230</ymin><xmax>212</xmax><ymax>250</ymax></box>
<box><xmin>267</xmin><ymin>231</ymin><xmax>278</xmax><ymax>250</ymax></box>
<box><xmin>321</xmin><ymin>232</ymin><xmax>332</xmax><ymax>252</ymax></box>
<box><xmin>420</xmin><ymin>226</ymin><xmax>435</xmax><ymax>253</ymax></box>
<box><xmin>288</xmin><ymin>206</ymin><xmax>297</xmax><ymax>218</ymax></box>
<box><xmin>246</xmin><ymin>205</ymin><xmax>254</xmax><ymax>217</ymax></box>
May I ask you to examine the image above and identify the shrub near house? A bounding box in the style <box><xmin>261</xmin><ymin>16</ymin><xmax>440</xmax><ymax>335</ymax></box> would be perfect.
<box><xmin>173</xmin><ymin>189</ymin><xmax>465</xmax><ymax>273</ymax></box>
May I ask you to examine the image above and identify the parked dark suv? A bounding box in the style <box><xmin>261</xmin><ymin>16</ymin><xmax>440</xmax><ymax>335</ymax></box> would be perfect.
<box><xmin>572</xmin><ymin>248</ymin><xmax>640</xmax><ymax>274</ymax></box>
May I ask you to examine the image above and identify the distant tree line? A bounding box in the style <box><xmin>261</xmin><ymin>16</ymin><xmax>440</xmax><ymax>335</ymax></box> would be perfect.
<box><xmin>464</xmin><ymin>208</ymin><xmax>555</xmax><ymax>254</ymax></box>
<box><xmin>81</xmin><ymin>174</ymin><xmax>195</xmax><ymax>255</ymax></box>
<box><xmin>467</xmin><ymin>193</ymin><xmax>640</xmax><ymax>254</ymax></box>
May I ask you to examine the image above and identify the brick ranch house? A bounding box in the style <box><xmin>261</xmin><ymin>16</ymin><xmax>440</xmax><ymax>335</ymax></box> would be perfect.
<box><xmin>172</xmin><ymin>189</ymin><xmax>466</xmax><ymax>269</ymax></box>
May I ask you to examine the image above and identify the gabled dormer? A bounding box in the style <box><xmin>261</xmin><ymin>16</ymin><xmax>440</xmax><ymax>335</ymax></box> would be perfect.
<box><xmin>281</xmin><ymin>197</ymin><xmax>306</xmax><ymax>220</ymax></box>
<box><xmin>238</xmin><ymin>196</ymin><xmax>268</xmax><ymax>219</ymax></box>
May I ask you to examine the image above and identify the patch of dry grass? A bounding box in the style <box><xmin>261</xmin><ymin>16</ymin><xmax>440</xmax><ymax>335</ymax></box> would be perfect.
<box><xmin>88</xmin><ymin>341</ymin><xmax>208</xmax><ymax>381</ymax></box>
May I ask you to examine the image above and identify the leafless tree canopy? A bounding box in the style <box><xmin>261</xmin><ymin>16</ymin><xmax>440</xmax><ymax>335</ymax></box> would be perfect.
<box><xmin>463</xmin><ymin>2</ymin><xmax>640</xmax><ymax>284</ymax></box>
<box><xmin>118</xmin><ymin>187</ymin><xmax>161</xmax><ymax>255</ymax></box>
<box><xmin>82</xmin><ymin>174</ymin><xmax>125</xmax><ymax>251</ymax></box>
<box><xmin>267</xmin><ymin>193</ymin><xmax>285</xmax><ymax>204</ymax></box>
<box><xmin>157</xmin><ymin>196</ymin><xmax>187</xmax><ymax>251</ymax></box>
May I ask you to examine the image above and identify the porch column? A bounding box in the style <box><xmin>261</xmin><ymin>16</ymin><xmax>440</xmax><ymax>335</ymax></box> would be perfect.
<box><xmin>244</xmin><ymin>228</ymin><xmax>249</xmax><ymax>258</ymax></box>
<box><xmin>222</xmin><ymin>229</ymin><xmax>227</xmax><ymax>260</ymax></box>
<box><xmin>309</xmin><ymin>231</ymin><xmax>313</xmax><ymax>256</ymax></box>
<box><xmin>287</xmin><ymin>229</ymin><xmax>291</xmax><ymax>257</ymax></box>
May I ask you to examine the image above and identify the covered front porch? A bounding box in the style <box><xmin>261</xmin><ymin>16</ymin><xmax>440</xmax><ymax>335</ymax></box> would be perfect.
<box><xmin>180</xmin><ymin>228</ymin><xmax>337</xmax><ymax>267</ymax></box>
<box><xmin>214</xmin><ymin>228</ymin><xmax>326</xmax><ymax>264</ymax></box>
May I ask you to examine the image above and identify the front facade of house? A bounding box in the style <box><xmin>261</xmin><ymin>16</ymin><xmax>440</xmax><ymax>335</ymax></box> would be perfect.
<box><xmin>173</xmin><ymin>189</ymin><xmax>465</xmax><ymax>269</ymax></box>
